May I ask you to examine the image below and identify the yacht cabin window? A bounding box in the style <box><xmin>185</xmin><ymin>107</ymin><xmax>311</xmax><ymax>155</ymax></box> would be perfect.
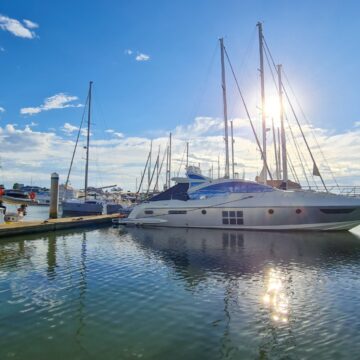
<box><xmin>189</xmin><ymin>181</ymin><xmax>274</xmax><ymax>200</ymax></box>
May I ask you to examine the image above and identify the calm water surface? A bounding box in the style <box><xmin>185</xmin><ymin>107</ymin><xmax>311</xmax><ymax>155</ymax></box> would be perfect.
<box><xmin>1</xmin><ymin>225</ymin><xmax>360</xmax><ymax>360</ymax></box>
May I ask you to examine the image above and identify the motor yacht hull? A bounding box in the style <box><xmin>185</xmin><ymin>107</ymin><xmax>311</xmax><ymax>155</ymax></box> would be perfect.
<box><xmin>126</xmin><ymin>191</ymin><xmax>360</xmax><ymax>231</ymax></box>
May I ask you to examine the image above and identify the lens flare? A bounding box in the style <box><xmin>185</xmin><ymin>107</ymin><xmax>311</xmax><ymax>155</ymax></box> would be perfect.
<box><xmin>263</xmin><ymin>268</ymin><xmax>289</xmax><ymax>324</ymax></box>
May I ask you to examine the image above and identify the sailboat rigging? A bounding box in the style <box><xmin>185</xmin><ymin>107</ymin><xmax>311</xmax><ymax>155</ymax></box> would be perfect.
<box><xmin>62</xmin><ymin>81</ymin><xmax>104</xmax><ymax>216</ymax></box>
<box><xmin>115</xmin><ymin>24</ymin><xmax>360</xmax><ymax>231</ymax></box>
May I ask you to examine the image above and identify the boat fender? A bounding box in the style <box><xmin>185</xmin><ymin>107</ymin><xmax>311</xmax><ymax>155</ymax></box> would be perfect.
<box><xmin>29</xmin><ymin>192</ymin><xmax>36</xmax><ymax>200</ymax></box>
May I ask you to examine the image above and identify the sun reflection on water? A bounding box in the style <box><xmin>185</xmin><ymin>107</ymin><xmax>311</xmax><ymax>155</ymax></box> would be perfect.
<box><xmin>263</xmin><ymin>268</ymin><xmax>289</xmax><ymax>324</ymax></box>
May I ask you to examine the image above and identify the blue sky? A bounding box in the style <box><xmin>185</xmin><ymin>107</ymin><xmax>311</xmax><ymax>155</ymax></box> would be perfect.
<box><xmin>0</xmin><ymin>0</ymin><xmax>359</xmax><ymax>190</ymax></box>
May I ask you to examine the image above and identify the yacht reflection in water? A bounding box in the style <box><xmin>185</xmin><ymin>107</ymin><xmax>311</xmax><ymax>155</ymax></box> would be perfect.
<box><xmin>127</xmin><ymin>227</ymin><xmax>360</xmax><ymax>278</ymax></box>
<box><xmin>127</xmin><ymin>227</ymin><xmax>360</xmax><ymax>355</ymax></box>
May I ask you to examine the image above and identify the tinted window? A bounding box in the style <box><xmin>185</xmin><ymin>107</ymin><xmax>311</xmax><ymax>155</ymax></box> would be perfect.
<box><xmin>320</xmin><ymin>208</ymin><xmax>355</xmax><ymax>214</ymax></box>
<box><xmin>189</xmin><ymin>181</ymin><xmax>273</xmax><ymax>199</ymax></box>
<box><xmin>168</xmin><ymin>210</ymin><xmax>187</xmax><ymax>214</ymax></box>
<box><xmin>222</xmin><ymin>209</ymin><xmax>244</xmax><ymax>226</ymax></box>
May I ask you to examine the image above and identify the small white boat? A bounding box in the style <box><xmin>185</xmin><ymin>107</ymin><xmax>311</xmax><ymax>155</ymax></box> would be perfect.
<box><xmin>4</xmin><ymin>212</ymin><xmax>24</xmax><ymax>222</ymax></box>
<box><xmin>0</xmin><ymin>190</ymin><xmax>37</xmax><ymax>205</ymax></box>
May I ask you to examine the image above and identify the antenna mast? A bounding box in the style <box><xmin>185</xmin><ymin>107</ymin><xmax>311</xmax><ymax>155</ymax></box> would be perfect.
<box><xmin>84</xmin><ymin>81</ymin><xmax>93</xmax><ymax>201</ymax></box>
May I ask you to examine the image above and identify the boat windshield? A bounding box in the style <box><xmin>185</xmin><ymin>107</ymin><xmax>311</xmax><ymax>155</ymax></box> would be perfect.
<box><xmin>188</xmin><ymin>181</ymin><xmax>274</xmax><ymax>200</ymax></box>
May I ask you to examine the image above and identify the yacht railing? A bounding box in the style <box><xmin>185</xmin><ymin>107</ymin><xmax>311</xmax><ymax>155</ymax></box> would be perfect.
<box><xmin>302</xmin><ymin>186</ymin><xmax>360</xmax><ymax>197</ymax></box>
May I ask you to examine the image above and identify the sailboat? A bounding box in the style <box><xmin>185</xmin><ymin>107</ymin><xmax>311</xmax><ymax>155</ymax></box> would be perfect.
<box><xmin>117</xmin><ymin>25</ymin><xmax>360</xmax><ymax>231</ymax></box>
<box><xmin>62</xmin><ymin>82</ymin><xmax>103</xmax><ymax>216</ymax></box>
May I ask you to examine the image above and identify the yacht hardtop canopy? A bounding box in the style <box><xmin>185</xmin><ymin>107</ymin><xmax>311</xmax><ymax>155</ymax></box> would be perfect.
<box><xmin>188</xmin><ymin>179</ymin><xmax>275</xmax><ymax>200</ymax></box>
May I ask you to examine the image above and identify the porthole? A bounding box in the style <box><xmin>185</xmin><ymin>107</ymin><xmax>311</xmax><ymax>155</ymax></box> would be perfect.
<box><xmin>268</xmin><ymin>209</ymin><xmax>274</xmax><ymax>215</ymax></box>
<box><xmin>201</xmin><ymin>209</ymin><xmax>207</xmax><ymax>215</ymax></box>
<box><xmin>296</xmin><ymin>208</ymin><xmax>302</xmax><ymax>214</ymax></box>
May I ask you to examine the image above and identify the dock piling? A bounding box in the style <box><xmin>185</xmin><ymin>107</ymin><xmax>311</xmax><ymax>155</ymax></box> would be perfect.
<box><xmin>49</xmin><ymin>172</ymin><xmax>59</xmax><ymax>219</ymax></box>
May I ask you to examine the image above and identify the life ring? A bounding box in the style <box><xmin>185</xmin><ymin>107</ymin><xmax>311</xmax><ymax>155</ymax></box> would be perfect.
<box><xmin>0</xmin><ymin>188</ymin><xmax>4</xmax><ymax>196</ymax></box>
<box><xmin>29</xmin><ymin>192</ymin><xmax>36</xmax><ymax>200</ymax></box>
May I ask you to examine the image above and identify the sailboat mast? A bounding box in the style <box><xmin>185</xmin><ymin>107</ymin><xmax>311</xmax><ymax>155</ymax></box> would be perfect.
<box><xmin>84</xmin><ymin>81</ymin><xmax>93</xmax><ymax>201</ymax></box>
<box><xmin>257</xmin><ymin>22</ymin><xmax>267</xmax><ymax>184</ymax></box>
<box><xmin>278</xmin><ymin>64</ymin><xmax>288</xmax><ymax>183</ymax></box>
<box><xmin>277</xmin><ymin>127</ymin><xmax>282</xmax><ymax>178</ymax></box>
<box><xmin>148</xmin><ymin>140</ymin><xmax>152</xmax><ymax>190</ymax></box>
<box><xmin>272</xmin><ymin>118</ymin><xmax>279</xmax><ymax>179</ymax></box>
<box><xmin>155</xmin><ymin>145</ymin><xmax>160</xmax><ymax>191</ymax></box>
<box><xmin>186</xmin><ymin>141</ymin><xmax>189</xmax><ymax>169</ymax></box>
<box><xmin>165</xmin><ymin>144</ymin><xmax>169</xmax><ymax>189</ymax></box>
<box><xmin>168</xmin><ymin>132</ymin><xmax>172</xmax><ymax>188</ymax></box>
<box><xmin>220</xmin><ymin>38</ymin><xmax>230</xmax><ymax>179</ymax></box>
<box><xmin>218</xmin><ymin>155</ymin><xmax>220</xmax><ymax>178</ymax></box>
<box><xmin>230</xmin><ymin>120</ymin><xmax>235</xmax><ymax>179</ymax></box>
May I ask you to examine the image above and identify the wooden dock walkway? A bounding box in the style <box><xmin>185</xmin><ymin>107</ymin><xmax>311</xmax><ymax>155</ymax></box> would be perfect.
<box><xmin>0</xmin><ymin>214</ymin><xmax>119</xmax><ymax>239</ymax></box>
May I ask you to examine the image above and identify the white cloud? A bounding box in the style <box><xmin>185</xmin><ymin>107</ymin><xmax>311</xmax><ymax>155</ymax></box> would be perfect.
<box><xmin>62</xmin><ymin>122</ymin><xmax>79</xmax><ymax>134</ymax></box>
<box><xmin>20</xmin><ymin>107</ymin><xmax>41</xmax><ymax>115</ymax></box>
<box><xmin>135</xmin><ymin>53</ymin><xmax>150</xmax><ymax>61</ymax></box>
<box><xmin>80</xmin><ymin>128</ymin><xmax>92</xmax><ymax>137</ymax></box>
<box><xmin>106</xmin><ymin>129</ymin><xmax>124</xmax><ymax>138</ymax></box>
<box><xmin>23</xmin><ymin>19</ymin><xmax>39</xmax><ymax>29</ymax></box>
<box><xmin>114</xmin><ymin>132</ymin><xmax>124</xmax><ymax>138</ymax></box>
<box><xmin>0</xmin><ymin>107</ymin><xmax>5</xmax><ymax>113</ymax></box>
<box><xmin>0</xmin><ymin>14</ymin><xmax>37</xmax><ymax>39</ymax></box>
<box><xmin>354</xmin><ymin>121</ymin><xmax>360</xmax><ymax>127</ymax></box>
<box><xmin>105</xmin><ymin>129</ymin><xmax>125</xmax><ymax>139</ymax></box>
<box><xmin>125</xmin><ymin>49</ymin><xmax>151</xmax><ymax>62</ymax></box>
<box><xmin>20</xmin><ymin>93</ymin><xmax>83</xmax><ymax>115</ymax></box>
<box><xmin>0</xmin><ymin>118</ymin><xmax>359</xmax><ymax>192</ymax></box>
<box><xmin>26</xmin><ymin>121</ymin><xmax>38</xmax><ymax>127</ymax></box>
<box><xmin>0</xmin><ymin>46</ymin><xmax>4</xmax><ymax>52</ymax></box>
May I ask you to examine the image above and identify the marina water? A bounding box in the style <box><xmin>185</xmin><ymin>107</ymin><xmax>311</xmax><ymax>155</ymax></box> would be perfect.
<box><xmin>1</xmin><ymin>224</ymin><xmax>360</xmax><ymax>359</ymax></box>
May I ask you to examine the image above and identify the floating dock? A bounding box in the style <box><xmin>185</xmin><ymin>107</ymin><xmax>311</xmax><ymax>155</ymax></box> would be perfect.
<box><xmin>0</xmin><ymin>214</ymin><xmax>120</xmax><ymax>239</ymax></box>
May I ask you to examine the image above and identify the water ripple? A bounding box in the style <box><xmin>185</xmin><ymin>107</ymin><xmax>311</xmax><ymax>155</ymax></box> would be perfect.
<box><xmin>0</xmin><ymin>227</ymin><xmax>360</xmax><ymax>359</ymax></box>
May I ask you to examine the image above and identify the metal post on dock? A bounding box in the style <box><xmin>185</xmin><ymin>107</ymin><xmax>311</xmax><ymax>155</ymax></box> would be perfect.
<box><xmin>49</xmin><ymin>172</ymin><xmax>59</xmax><ymax>219</ymax></box>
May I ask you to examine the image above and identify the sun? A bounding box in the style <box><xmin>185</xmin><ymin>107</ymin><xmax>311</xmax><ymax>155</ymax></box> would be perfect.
<box><xmin>264</xmin><ymin>95</ymin><xmax>281</xmax><ymax>128</ymax></box>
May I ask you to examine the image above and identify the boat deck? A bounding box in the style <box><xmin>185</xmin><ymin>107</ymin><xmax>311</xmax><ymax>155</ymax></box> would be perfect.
<box><xmin>0</xmin><ymin>214</ymin><xmax>120</xmax><ymax>239</ymax></box>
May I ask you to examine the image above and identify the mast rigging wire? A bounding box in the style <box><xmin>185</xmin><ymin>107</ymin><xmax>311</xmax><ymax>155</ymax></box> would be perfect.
<box><xmin>262</xmin><ymin>36</ymin><xmax>328</xmax><ymax>191</ymax></box>
<box><xmin>65</xmin><ymin>93</ymin><xmax>89</xmax><ymax>189</ymax></box>
<box><xmin>223</xmin><ymin>47</ymin><xmax>273</xmax><ymax>181</ymax></box>
<box><xmin>282</xmin><ymin>69</ymin><xmax>340</xmax><ymax>189</ymax></box>
<box><xmin>262</xmin><ymin>43</ymin><xmax>317</xmax><ymax>188</ymax></box>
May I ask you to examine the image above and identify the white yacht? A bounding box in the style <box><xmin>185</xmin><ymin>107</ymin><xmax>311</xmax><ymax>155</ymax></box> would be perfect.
<box><xmin>118</xmin><ymin>173</ymin><xmax>360</xmax><ymax>231</ymax></box>
<box><xmin>118</xmin><ymin>26</ymin><xmax>360</xmax><ymax>231</ymax></box>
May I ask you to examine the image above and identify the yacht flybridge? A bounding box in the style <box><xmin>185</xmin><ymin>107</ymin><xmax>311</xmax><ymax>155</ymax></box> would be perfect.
<box><xmin>117</xmin><ymin>24</ymin><xmax>360</xmax><ymax>231</ymax></box>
